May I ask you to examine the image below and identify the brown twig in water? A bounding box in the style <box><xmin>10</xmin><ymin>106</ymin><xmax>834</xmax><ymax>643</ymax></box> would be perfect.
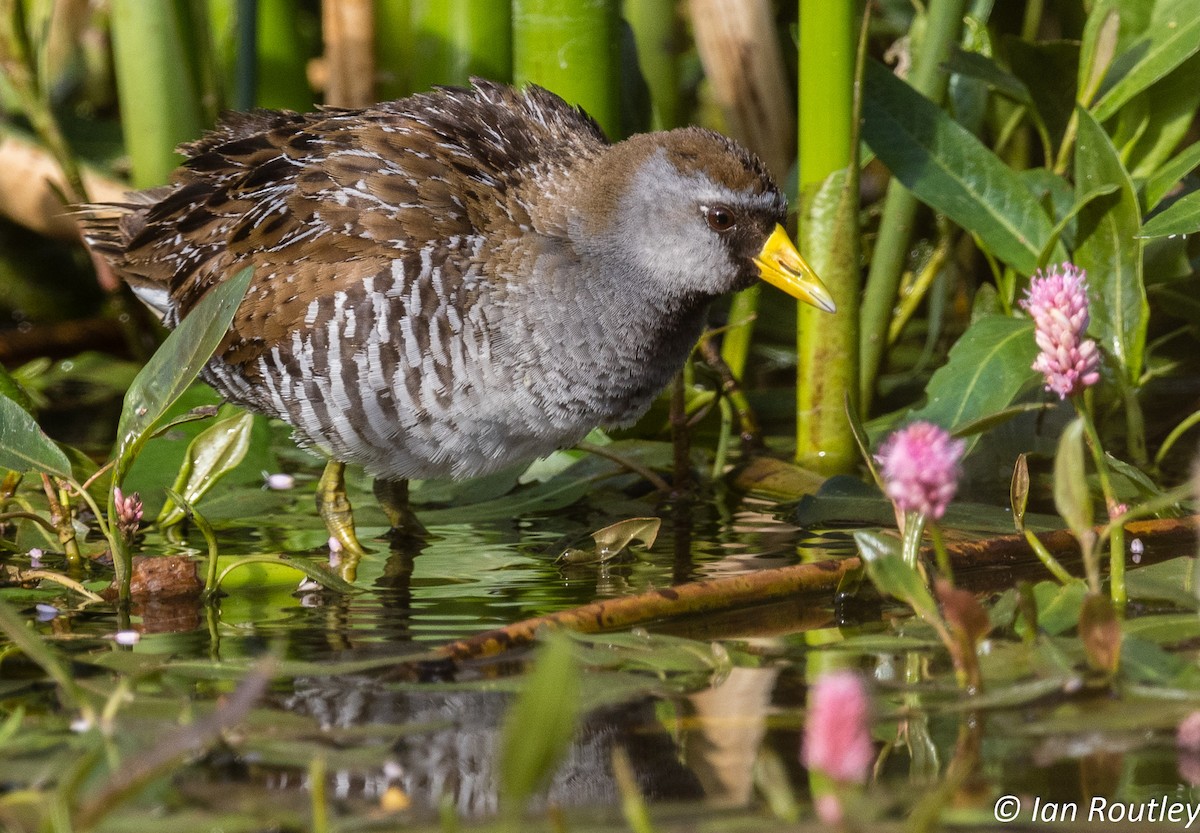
<box><xmin>698</xmin><ymin>335</ymin><xmax>762</xmax><ymax>447</ymax></box>
<box><xmin>575</xmin><ymin>442</ymin><xmax>672</xmax><ymax>494</ymax></box>
<box><xmin>437</xmin><ymin>515</ymin><xmax>1199</xmax><ymax>660</ymax></box>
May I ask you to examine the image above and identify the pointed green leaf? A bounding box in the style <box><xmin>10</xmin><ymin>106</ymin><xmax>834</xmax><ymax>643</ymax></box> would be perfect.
<box><xmin>1144</xmin><ymin>140</ymin><xmax>1200</xmax><ymax>210</ymax></box>
<box><xmin>0</xmin><ymin>393</ymin><xmax>71</xmax><ymax>478</ymax></box>
<box><xmin>864</xmin><ymin>59</ymin><xmax>1060</xmax><ymax>273</ymax></box>
<box><xmin>158</xmin><ymin>410</ymin><xmax>255</xmax><ymax>528</ymax></box>
<box><xmin>1053</xmin><ymin>417</ymin><xmax>1093</xmax><ymax>539</ymax></box>
<box><xmin>861</xmin><ymin>60</ymin><xmax>1062</xmax><ymax>275</ymax></box>
<box><xmin>945</xmin><ymin>46</ymin><xmax>1032</xmax><ymax>105</ymax></box>
<box><xmin>905</xmin><ymin>315</ymin><xmax>1040</xmax><ymax>455</ymax></box>
<box><xmin>854</xmin><ymin>530</ymin><xmax>944</xmax><ymax>629</ymax></box>
<box><xmin>1140</xmin><ymin>189</ymin><xmax>1200</xmax><ymax>239</ymax></box>
<box><xmin>0</xmin><ymin>365</ymin><xmax>34</xmax><ymax>415</ymax></box>
<box><xmin>1092</xmin><ymin>3</ymin><xmax>1200</xmax><ymax>122</ymax></box>
<box><xmin>499</xmin><ymin>631</ymin><xmax>581</xmax><ymax>812</ymax></box>
<box><xmin>1123</xmin><ymin>51</ymin><xmax>1200</xmax><ymax>180</ymax></box>
<box><xmin>1073</xmin><ymin>107</ymin><xmax>1148</xmax><ymax>383</ymax></box>
<box><xmin>114</xmin><ymin>266</ymin><xmax>254</xmax><ymax>476</ymax></box>
<box><xmin>1077</xmin><ymin>6</ymin><xmax>1120</xmax><ymax>106</ymax></box>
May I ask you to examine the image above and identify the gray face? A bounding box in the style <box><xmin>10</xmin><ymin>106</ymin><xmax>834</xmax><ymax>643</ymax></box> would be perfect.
<box><xmin>608</xmin><ymin>148</ymin><xmax>787</xmax><ymax>298</ymax></box>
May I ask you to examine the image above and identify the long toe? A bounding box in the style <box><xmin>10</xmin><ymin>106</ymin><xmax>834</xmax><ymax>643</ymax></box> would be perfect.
<box><xmin>373</xmin><ymin>478</ymin><xmax>428</xmax><ymax>544</ymax></box>
<box><xmin>316</xmin><ymin>461</ymin><xmax>368</xmax><ymax>576</ymax></box>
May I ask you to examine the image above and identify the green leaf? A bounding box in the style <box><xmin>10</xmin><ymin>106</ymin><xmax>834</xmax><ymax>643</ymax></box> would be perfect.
<box><xmin>861</xmin><ymin>60</ymin><xmax>1063</xmax><ymax>275</ymax></box>
<box><xmin>1053</xmin><ymin>417</ymin><xmax>1094</xmax><ymax>539</ymax></box>
<box><xmin>1140</xmin><ymin>189</ymin><xmax>1200</xmax><ymax>238</ymax></box>
<box><xmin>1036</xmin><ymin>182</ymin><xmax>1119</xmax><ymax>267</ymax></box>
<box><xmin>0</xmin><ymin>365</ymin><xmax>34</xmax><ymax>415</ymax></box>
<box><xmin>1073</xmin><ymin>107</ymin><xmax>1148</xmax><ymax>383</ymax></box>
<box><xmin>215</xmin><ymin>554</ymin><xmax>358</xmax><ymax>595</ymax></box>
<box><xmin>1007</xmin><ymin>38</ymin><xmax>1080</xmax><ymax>153</ymax></box>
<box><xmin>158</xmin><ymin>410</ymin><xmax>255</xmax><ymax>528</ymax></box>
<box><xmin>1144</xmin><ymin>140</ymin><xmax>1200</xmax><ymax>210</ymax></box>
<box><xmin>498</xmin><ymin>631</ymin><xmax>582</xmax><ymax>813</ymax></box>
<box><xmin>1077</xmin><ymin>5</ymin><xmax>1120</xmax><ymax>106</ymax></box>
<box><xmin>1092</xmin><ymin>2</ymin><xmax>1200</xmax><ymax>122</ymax></box>
<box><xmin>945</xmin><ymin>46</ymin><xmax>1032</xmax><ymax>105</ymax></box>
<box><xmin>113</xmin><ymin>266</ymin><xmax>254</xmax><ymax>478</ymax></box>
<box><xmin>0</xmin><ymin>392</ymin><xmax>71</xmax><ymax>478</ymax></box>
<box><xmin>1123</xmin><ymin>51</ymin><xmax>1200</xmax><ymax>180</ymax></box>
<box><xmin>1022</xmin><ymin>579</ymin><xmax>1089</xmax><ymax>636</ymax></box>
<box><xmin>558</xmin><ymin>517</ymin><xmax>662</xmax><ymax>565</ymax></box>
<box><xmin>854</xmin><ymin>530</ymin><xmax>944</xmax><ymax>630</ymax></box>
<box><xmin>905</xmin><ymin>315</ymin><xmax>1040</xmax><ymax>454</ymax></box>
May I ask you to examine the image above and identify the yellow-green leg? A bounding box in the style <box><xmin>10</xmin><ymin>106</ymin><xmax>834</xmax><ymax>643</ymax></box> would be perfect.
<box><xmin>373</xmin><ymin>478</ymin><xmax>428</xmax><ymax>540</ymax></box>
<box><xmin>316</xmin><ymin>460</ymin><xmax>367</xmax><ymax>573</ymax></box>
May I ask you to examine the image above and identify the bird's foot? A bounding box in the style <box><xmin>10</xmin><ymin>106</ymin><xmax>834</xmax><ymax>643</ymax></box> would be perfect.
<box><xmin>373</xmin><ymin>478</ymin><xmax>428</xmax><ymax>544</ymax></box>
<box><xmin>317</xmin><ymin>460</ymin><xmax>367</xmax><ymax>579</ymax></box>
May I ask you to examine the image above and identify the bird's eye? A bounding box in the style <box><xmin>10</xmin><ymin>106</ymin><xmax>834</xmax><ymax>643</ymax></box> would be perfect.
<box><xmin>705</xmin><ymin>205</ymin><xmax>737</xmax><ymax>232</ymax></box>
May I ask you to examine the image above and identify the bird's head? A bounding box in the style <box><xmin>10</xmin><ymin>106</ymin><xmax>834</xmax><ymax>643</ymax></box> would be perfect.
<box><xmin>574</xmin><ymin>127</ymin><xmax>835</xmax><ymax>314</ymax></box>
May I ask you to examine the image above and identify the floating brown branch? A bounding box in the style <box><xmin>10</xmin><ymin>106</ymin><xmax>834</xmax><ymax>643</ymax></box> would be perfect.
<box><xmin>437</xmin><ymin>515</ymin><xmax>1199</xmax><ymax>661</ymax></box>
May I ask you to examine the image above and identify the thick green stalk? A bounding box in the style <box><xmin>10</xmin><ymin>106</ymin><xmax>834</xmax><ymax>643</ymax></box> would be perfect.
<box><xmin>795</xmin><ymin>1</ymin><xmax>859</xmax><ymax>473</ymax></box>
<box><xmin>857</xmin><ymin>0</ymin><xmax>966</xmax><ymax>411</ymax></box>
<box><xmin>256</xmin><ymin>0</ymin><xmax>313</xmax><ymax>109</ymax></box>
<box><xmin>513</xmin><ymin>0</ymin><xmax>620</xmax><ymax>138</ymax></box>
<box><xmin>374</xmin><ymin>0</ymin><xmax>412</xmax><ymax>99</ymax></box>
<box><xmin>690</xmin><ymin>1</ymin><xmax>793</xmax><ymax>381</ymax></box>
<box><xmin>622</xmin><ymin>0</ymin><xmax>682</xmax><ymax>130</ymax></box>
<box><xmin>110</xmin><ymin>0</ymin><xmax>206</xmax><ymax>187</ymax></box>
<box><xmin>410</xmin><ymin>0</ymin><xmax>511</xmax><ymax>90</ymax></box>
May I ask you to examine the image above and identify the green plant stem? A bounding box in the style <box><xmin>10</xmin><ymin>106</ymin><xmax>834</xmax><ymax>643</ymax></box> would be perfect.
<box><xmin>410</xmin><ymin>0</ymin><xmax>511</xmax><ymax>90</ymax></box>
<box><xmin>613</xmin><ymin>746</ymin><xmax>656</xmax><ymax>833</ymax></box>
<box><xmin>622</xmin><ymin>0</ymin><xmax>682</xmax><ymax>130</ymax></box>
<box><xmin>41</xmin><ymin>476</ymin><xmax>80</xmax><ymax>570</ymax></box>
<box><xmin>1122</xmin><ymin>383</ymin><xmax>1148</xmax><ymax>467</ymax></box>
<box><xmin>720</xmin><ymin>284</ymin><xmax>759</xmax><ymax>381</ymax></box>
<box><xmin>1109</xmin><ymin>522</ymin><xmax>1126</xmax><ymax>612</ymax></box>
<box><xmin>1022</xmin><ymin>528</ymin><xmax>1076</xmax><ymax>584</ymax></box>
<box><xmin>0</xmin><ymin>509</ymin><xmax>56</xmax><ymax>534</ymax></box>
<box><xmin>310</xmin><ymin>754</ymin><xmax>329</xmax><ymax>833</ymax></box>
<box><xmin>21</xmin><ymin>570</ymin><xmax>105</xmax><ymax>603</ymax></box>
<box><xmin>1076</xmin><ymin>389</ymin><xmax>1125</xmax><ymax>606</ymax></box>
<box><xmin>929</xmin><ymin>523</ymin><xmax>952</xmax><ymax>581</ymax></box>
<box><xmin>795</xmin><ymin>1</ymin><xmax>861</xmax><ymax>474</ymax></box>
<box><xmin>233</xmin><ymin>0</ymin><xmax>257</xmax><ymax>110</ymax></box>
<box><xmin>110</xmin><ymin>0</ymin><xmax>206</xmax><ymax>186</ymax></box>
<box><xmin>901</xmin><ymin>511</ymin><xmax>926</xmax><ymax>570</ymax></box>
<box><xmin>712</xmin><ymin>397</ymin><xmax>733</xmax><ymax>480</ymax></box>
<box><xmin>1154</xmin><ymin>408</ymin><xmax>1200</xmax><ymax>469</ymax></box>
<box><xmin>887</xmin><ymin>230</ymin><xmax>951</xmax><ymax>344</ymax></box>
<box><xmin>373</xmin><ymin>0</ymin><xmax>411</xmax><ymax>98</ymax></box>
<box><xmin>513</xmin><ymin>0</ymin><xmax>620</xmax><ymax>138</ymax></box>
<box><xmin>857</xmin><ymin>0</ymin><xmax>966</xmax><ymax>411</ymax></box>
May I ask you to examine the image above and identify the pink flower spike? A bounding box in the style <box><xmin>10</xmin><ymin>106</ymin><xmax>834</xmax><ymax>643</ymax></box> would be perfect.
<box><xmin>1020</xmin><ymin>262</ymin><xmax>1101</xmax><ymax>399</ymax></box>
<box><xmin>802</xmin><ymin>671</ymin><xmax>874</xmax><ymax>785</ymax></box>
<box><xmin>1179</xmin><ymin>712</ymin><xmax>1200</xmax><ymax>752</ymax></box>
<box><xmin>113</xmin><ymin>486</ymin><xmax>143</xmax><ymax>541</ymax></box>
<box><xmin>875</xmin><ymin>422</ymin><xmax>965</xmax><ymax>521</ymax></box>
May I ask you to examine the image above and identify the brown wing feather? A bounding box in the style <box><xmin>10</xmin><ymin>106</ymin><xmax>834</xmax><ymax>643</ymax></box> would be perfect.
<box><xmin>78</xmin><ymin>81</ymin><xmax>607</xmax><ymax>372</ymax></box>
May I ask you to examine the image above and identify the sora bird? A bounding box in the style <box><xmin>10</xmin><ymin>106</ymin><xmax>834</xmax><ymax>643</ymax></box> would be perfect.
<box><xmin>81</xmin><ymin>80</ymin><xmax>835</xmax><ymax>557</ymax></box>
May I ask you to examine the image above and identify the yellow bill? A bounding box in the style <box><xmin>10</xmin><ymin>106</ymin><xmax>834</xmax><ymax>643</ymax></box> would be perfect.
<box><xmin>753</xmin><ymin>224</ymin><xmax>836</xmax><ymax>313</ymax></box>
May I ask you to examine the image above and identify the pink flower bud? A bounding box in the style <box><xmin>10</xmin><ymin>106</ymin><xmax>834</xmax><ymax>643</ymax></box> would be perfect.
<box><xmin>875</xmin><ymin>422</ymin><xmax>964</xmax><ymax>520</ymax></box>
<box><xmin>1020</xmin><ymin>263</ymin><xmax>1101</xmax><ymax>399</ymax></box>
<box><xmin>802</xmin><ymin>671</ymin><xmax>874</xmax><ymax>785</ymax></box>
